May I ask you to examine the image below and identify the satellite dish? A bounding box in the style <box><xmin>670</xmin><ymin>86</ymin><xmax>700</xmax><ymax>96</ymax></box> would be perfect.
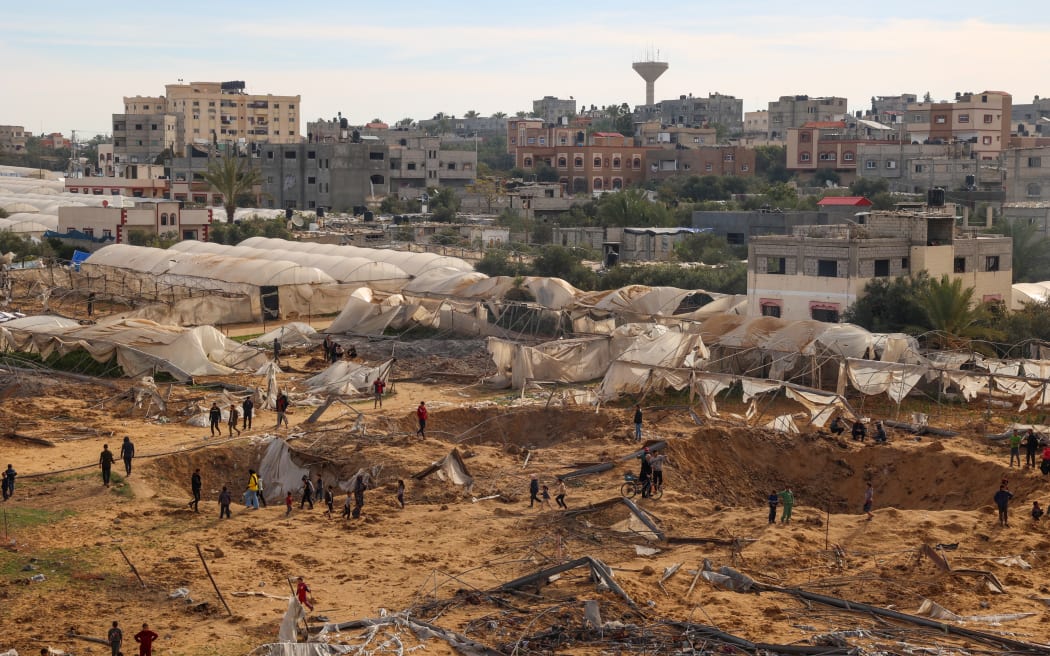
<box><xmin>291</xmin><ymin>214</ymin><xmax>304</xmax><ymax>228</ymax></box>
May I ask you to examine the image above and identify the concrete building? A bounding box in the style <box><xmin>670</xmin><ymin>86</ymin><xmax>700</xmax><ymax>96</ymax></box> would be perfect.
<box><xmin>508</xmin><ymin>182</ymin><xmax>575</xmax><ymax>218</ymax></box>
<box><xmin>1009</xmin><ymin>97</ymin><xmax>1050</xmax><ymax>137</ymax></box>
<box><xmin>866</xmin><ymin>94</ymin><xmax>917</xmax><ymax>125</ymax></box>
<box><xmin>508</xmin><ymin>119</ymin><xmax>649</xmax><ymax>194</ymax></box>
<box><xmin>633</xmin><ymin>93</ymin><xmax>744</xmax><ymax>133</ymax></box>
<box><xmin>787</xmin><ymin>119</ymin><xmax>901</xmax><ymax>182</ymax></box>
<box><xmin>767</xmin><ymin>96</ymin><xmax>848</xmax><ymax>141</ymax></box>
<box><xmin>65</xmin><ymin>168</ymin><xmax>169</xmax><ymax>200</ymax></box>
<box><xmin>124</xmin><ymin>80</ymin><xmax>301</xmax><ymax>149</ymax></box>
<box><xmin>747</xmin><ymin>203</ymin><xmax>1013</xmax><ymax>321</ymax></box>
<box><xmin>638</xmin><ymin>122</ymin><xmax>717</xmax><ymax>147</ymax></box>
<box><xmin>0</xmin><ymin>125</ymin><xmax>27</xmax><ymax>152</ymax></box>
<box><xmin>855</xmin><ymin>142</ymin><xmax>984</xmax><ymax>193</ymax></box>
<box><xmin>903</xmin><ymin>91</ymin><xmax>1011</xmax><ymax>160</ymax></box>
<box><xmin>112</xmin><ymin>113</ymin><xmax>182</xmax><ymax>167</ymax></box>
<box><xmin>692</xmin><ymin>209</ymin><xmax>832</xmax><ymax>244</ymax></box>
<box><xmin>532</xmin><ymin>97</ymin><xmax>577</xmax><ymax>125</ymax></box>
<box><xmin>548</xmin><ymin>225</ymin><xmax>696</xmax><ymax>262</ymax></box>
<box><xmin>643</xmin><ymin>145</ymin><xmax>756</xmax><ymax>179</ymax></box>
<box><xmin>58</xmin><ymin>200</ymin><xmax>213</xmax><ymax>243</ymax></box>
<box><xmin>1004</xmin><ymin>146</ymin><xmax>1050</xmax><ymax>203</ymax></box>
<box><xmin>258</xmin><ymin>141</ymin><xmax>389</xmax><ymax>212</ymax></box>
<box><xmin>39</xmin><ymin>132</ymin><xmax>72</xmax><ymax>150</ymax></box>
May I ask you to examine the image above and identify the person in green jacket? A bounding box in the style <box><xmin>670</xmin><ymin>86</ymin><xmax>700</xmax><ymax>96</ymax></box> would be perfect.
<box><xmin>778</xmin><ymin>488</ymin><xmax>795</xmax><ymax>524</ymax></box>
<box><xmin>1009</xmin><ymin>430</ymin><xmax>1023</xmax><ymax>467</ymax></box>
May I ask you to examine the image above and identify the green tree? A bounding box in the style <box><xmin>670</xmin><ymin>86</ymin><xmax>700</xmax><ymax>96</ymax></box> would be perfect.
<box><xmin>535</xmin><ymin>164</ymin><xmax>559</xmax><ymax>183</ymax></box>
<box><xmin>464</xmin><ymin>110</ymin><xmax>480</xmax><ymax>119</ymax></box>
<box><xmin>992</xmin><ymin>218</ymin><xmax>1050</xmax><ymax>283</ymax></box>
<box><xmin>843</xmin><ymin>274</ymin><xmax>931</xmax><ymax>333</ymax></box>
<box><xmin>994</xmin><ymin>300</ymin><xmax>1050</xmax><ymax>356</ymax></box>
<box><xmin>429</xmin><ymin>187</ymin><xmax>460</xmax><ymax>222</ymax></box>
<box><xmin>530</xmin><ymin>245</ymin><xmax>596</xmax><ymax>288</ymax></box>
<box><xmin>753</xmin><ymin>145</ymin><xmax>790</xmax><ymax>184</ymax></box>
<box><xmin>849</xmin><ymin>177</ymin><xmax>889</xmax><ymax>198</ymax></box>
<box><xmin>813</xmin><ymin>169</ymin><xmax>841</xmax><ymax>187</ymax></box>
<box><xmin>380</xmin><ymin>196</ymin><xmax>408</xmax><ymax>214</ymax></box>
<box><xmin>201</xmin><ymin>154</ymin><xmax>262</xmax><ymax>223</ymax></box>
<box><xmin>870</xmin><ymin>192</ymin><xmax>896</xmax><ymax>210</ymax></box>
<box><xmin>492</xmin><ymin>111</ymin><xmax>507</xmax><ymax>119</ymax></box>
<box><xmin>595</xmin><ymin>189</ymin><xmax>671</xmax><ymax>227</ymax></box>
<box><xmin>475</xmin><ymin>249</ymin><xmax>526</xmax><ymax>277</ymax></box>
<box><xmin>673</xmin><ymin>232</ymin><xmax>738</xmax><ymax>265</ymax></box>
<box><xmin>920</xmin><ymin>274</ymin><xmax>1002</xmax><ymax>348</ymax></box>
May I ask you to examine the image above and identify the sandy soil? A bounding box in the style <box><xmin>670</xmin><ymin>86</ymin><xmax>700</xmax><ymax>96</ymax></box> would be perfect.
<box><xmin>2</xmin><ymin>345</ymin><xmax>1050</xmax><ymax>656</ymax></box>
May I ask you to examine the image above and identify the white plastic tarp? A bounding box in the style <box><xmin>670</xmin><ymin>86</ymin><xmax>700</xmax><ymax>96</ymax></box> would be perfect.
<box><xmin>248</xmin><ymin>322</ymin><xmax>317</xmax><ymax>349</ymax></box>
<box><xmin>846</xmin><ymin>359</ymin><xmax>927</xmax><ymax>403</ymax></box>
<box><xmin>303</xmin><ymin>359</ymin><xmax>393</xmax><ymax>396</ymax></box>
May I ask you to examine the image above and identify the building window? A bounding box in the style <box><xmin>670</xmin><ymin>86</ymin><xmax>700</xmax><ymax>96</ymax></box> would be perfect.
<box><xmin>593</xmin><ymin>157</ymin><xmax>602</xmax><ymax>168</ymax></box>
<box><xmin>267</xmin><ymin>151</ymin><xmax>275</xmax><ymax>159</ymax></box>
<box><xmin>740</xmin><ymin>163</ymin><xmax>750</xmax><ymax>172</ymax></box>
<box><xmin>902</xmin><ymin>257</ymin><xmax>909</xmax><ymax>270</ymax></box>
<box><xmin>982</xmin><ymin>136</ymin><xmax>992</xmax><ymax>145</ymax></box>
<box><xmin>308</xmin><ymin>151</ymin><xmax>316</xmax><ymax>159</ymax></box>
<box><xmin>985</xmin><ymin>255</ymin><xmax>1000</xmax><ymax>271</ymax></box>
<box><xmin>865</xmin><ymin>160</ymin><xmax>877</xmax><ymax>169</ymax></box>
<box><xmin>934</xmin><ymin>115</ymin><xmax>947</xmax><ymax>124</ymax></box>
<box><xmin>407</xmin><ymin>162</ymin><xmax>416</xmax><ymax>170</ymax></box>
<box><xmin>983</xmin><ymin>114</ymin><xmax>993</xmax><ymax>123</ymax></box>
<box><xmin>843</xmin><ymin>152</ymin><xmax>854</xmax><ymax>161</ymax></box>
<box><xmin>612</xmin><ymin>157</ymin><xmax>621</xmax><ymax>168</ymax></box>
<box><xmin>539</xmin><ymin>137</ymin><xmax>546</xmax><ymax>145</ymax></box>
<box><xmin>800</xmin><ymin>132</ymin><xmax>811</xmax><ymax>142</ymax></box>
<box><xmin>705</xmin><ymin>163</ymin><xmax>713</xmax><ymax>172</ymax></box>
<box><xmin>160</xmin><ymin>213</ymin><xmax>168</xmax><ymax>226</ymax></box>
<box><xmin>612</xmin><ymin>178</ymin><xmax>622</xmax><ymax>190</ymax></box>
<box><xmin>799</xmin><ymin>152</ymin><xmax>811</xmax><ymax>162</ymax></box>
<box><xmin>958</xmin><ymin>114</ymin><xmax>969</xmax><ymax>123</ymax></box>
<box><xmin>558</xmin><ymin>157</ymin><xmax>567</xmax><ymax>168</ymax></box>
<box><xmin>524</xmin><ymin>157</ymin><xmax>533</xmax><ymax>167</ymax></box>
<box><xmin>811</xmin><ymin>307</ymin><xmax>839</xmax><ymax>322</ymax></box>
<box><xmin>285</xmin><ymin>151</ymin><xmax>296</xmax><ymax>159</ymax></box>
<box><xmin>724</xmin><ymin>153</ymin><xmax>735</xmax><ymax>162</ymax></box>
<box><xmin>766</xmin><ymin>257</ymin><xmax>786</xmax><ymax>274</ymax></box>
<box><xmin>593</xmin><ymin>177</ymin><xmax>603</xmax><ymax>190</ymax></box>
<box><xmin>526</xmin><ymin>137</ymin><xmax>535</xmax><ymax>145</ymax></box>
<box><xmin>632</xmin><ymin>157</ymin><xmax>641</xmax><ymax>170</ymax></box>
<box><xmin>1027</xmin><ymin>183</ymin><xmax>1042</xmax><ymax>197</ymax></box>
<box><xmin>307</xmin><ymin>176</ymin><xmax>316</xmax><ymax>184</ymax></box>
<box><xmin>447</xmin><ymin>162</ymin><xmax>456</xmax><ymax>170</ymax></box>
<box><xmin>914</xmin><ymin>164</ymin><xmax>924</xmax><ymax>173</ymax></box>
<box><xmin>954</xmin><ymin>257</ymin><xmax>966</xmax><ymax>273</ymax></box>
<box><xmin>760</xmin><ymin>302</ymin><xmax>782</xmax><ymax>318</ymax></box>
<box><xmin>874</xmin><ymin>259</ymin><xmax>890</xmax><ymax>277</ymax></box>
<box><xmin>817</xmin><ymin>259</ymin><xmax>838</xmax><ymax>277</ymax></box>
<box><xmin>574</xmin><ymin>157</ymin><xmax>584</xmax><ymax>167</ymax></box>
<box><xmin>886</xmin><ymin>160</ymin><xmax>897</xmax><ymax>169</ymax></box>
<box><xmin>369</xmin><ymin>152</ymin><xmax>384</xmax><ymax>160</ymax></box>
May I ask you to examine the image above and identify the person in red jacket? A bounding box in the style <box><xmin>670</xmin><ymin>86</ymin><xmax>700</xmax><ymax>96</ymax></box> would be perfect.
<box><xmin>134</xmin><ymin>623</ymin><xmax>158</xmax><ymax>656</ymax></box>
<box><xmin>296</xmin><ymin>576</ymin><xmax>314</xmax><ymax>611</ymax></box>
<box><xmin>416</xmin><ymin>401</ymin><xmax>428</xmax><ymax>438</ymax></box>
<box><xmin>372</xmin><ymin>378</ymin><xmax>386</xmax><ymax>409</ymax></box>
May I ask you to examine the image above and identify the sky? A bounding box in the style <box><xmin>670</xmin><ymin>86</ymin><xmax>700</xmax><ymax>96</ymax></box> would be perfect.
<box><xmin>3</xmin><ymin>0</ymin><xmax>1047</xmax><ymax>139</ymax></box>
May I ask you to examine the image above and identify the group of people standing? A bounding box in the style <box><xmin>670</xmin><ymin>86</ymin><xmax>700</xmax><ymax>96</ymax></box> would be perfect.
<box><xmin>106</xmin><ymin>620</ymin><xmax>158</xmax><ymax>656</ymax></box>
<box><xmin>207</xmin><ymin>397</ymin><xmax>256</xmax><ymax>438</ymax></box>
<box><xmin>201</xmin><ymin>467</ymin><xmax>385</xmax><ymax>521</ymax></box>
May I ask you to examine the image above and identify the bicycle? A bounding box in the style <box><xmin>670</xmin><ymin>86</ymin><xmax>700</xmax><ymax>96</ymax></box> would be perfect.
<box><xmin>620</xmin><ymin>472</ymin><xmax>662</xmax><ymax>500</ymax></box>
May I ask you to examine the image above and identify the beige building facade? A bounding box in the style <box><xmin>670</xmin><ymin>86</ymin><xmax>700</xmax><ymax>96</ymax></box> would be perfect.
<box><xmin>58</xmin><ymin>201</ymin><xmax>213</xmax><ymax>243</ymax></box>
<box><xmin>747</xmin><ymin>204</ymin><xmax>1013</xmax><ymax>321</ymax></box>
<box><xmin>0</xmin><ymin>125</ymin><xmax>27</xmax><ymax>152</ymax></box>
<box><xmin>124</xmin><ymin>80</ymin><xmax>301</xmax><ymax>149</ymax></box>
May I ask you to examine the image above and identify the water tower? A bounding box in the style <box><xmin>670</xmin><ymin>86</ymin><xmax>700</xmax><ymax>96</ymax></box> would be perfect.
<box><xmin>632</xmin><ymin>55</ymin><xmax>668</xmax><ymax>106</ymax></box>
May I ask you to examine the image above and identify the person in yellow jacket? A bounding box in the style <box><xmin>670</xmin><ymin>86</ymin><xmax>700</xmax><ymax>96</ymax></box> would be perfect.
<box><xmin>246</xmin><ymin>469</ymin><xmax>260</xmax><ymax>509</ymax></box>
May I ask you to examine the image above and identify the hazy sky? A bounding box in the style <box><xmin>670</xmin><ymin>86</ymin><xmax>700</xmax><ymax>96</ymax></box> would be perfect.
<box><xmin>4</xmin><ymin>1</ymin><xmax>1046</xmax><ymax>138</ymax></box>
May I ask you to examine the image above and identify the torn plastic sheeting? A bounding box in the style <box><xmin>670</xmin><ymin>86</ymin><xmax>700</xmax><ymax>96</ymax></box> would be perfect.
<box><xmin>783</xmin><ymin>387</ymin><xmax>850</xmax><ymax>428</ymax></box>
<box><xmin>916</xmin><ymin>598</ymin><xmax>1036</xmax><ymax>625</ymax></box>
<box><xmin>277</xmin><ymin>595</ymin><xmax>306</xmax><ymax>643</ymax></box>
<box><xmin>411</xmin><ymin>449</ymin><xmax>474</xmax><ymax>491</ymax></box>
<box><xmin>991</xmin><ymin>556</ymin><xmax>1032</xmax><ymax>569</ymax></box>
<box><xmin>700</xmin><ymin>566</ymin><xmax>755</xmax><ymax>592</ymax></box>
<box><xmin>303</xmin><ymin>359</ymin><xmax>393</xmax><ymax>397</ymax></box>
<box><xmin>942</xmin><ymin>371</ymin><xmax>988</xmax><ymax>401</ymax></box>
<box><xmin>495</xmin><ymin>556</ymin><xmax>638</xmax><ymax>609</ymax></box>
<box><xmin>249</xmin><ymin>643</ymin><xmax>351</xmax><ymax>656</ymax></box>
<box><xmin>846</xmin><ymin>358</ymin><xmax>927</xmax><ymax>403</ymax></box>
<box><xmin>763</xmin><ymin>414</ymin><xmax>799</xmax><ymax>435</ymax></box>
<box><xmin>693</xmin><ymin>372</ymin><xmax>734</xmax><ymax>417</ymax></box>
<box><xmin>247</xmin><ymin>322</ymin><xmax>317</xmax><ymax>349</ymax></box>
<box><xmin>315</xmin><ymin>615</ymin><xmax>501</xmax><ymax>656</ymax></box>
<box><xmin>741</xmin><ymin>378</ymin><xmax>780</xmax><ymax>403</ymax></box>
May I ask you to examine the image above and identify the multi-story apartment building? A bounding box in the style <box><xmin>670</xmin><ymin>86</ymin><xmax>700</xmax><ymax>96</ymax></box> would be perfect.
<box><xmin>1004</xmin><ymin>146</ymin><xmax>1050</xmax><ymax>203</ymax></box>
<box><xmin>903</xmin><ymin>91</ymin><xmax>1011</xmax><ymax>160</ymax></box>
<box><xmin>855</xmin><ymin>142</ymin><xmax>987</xmax><ymax>193</ymax></box>
<box><xmin>112</xmin><ymin>113</ymin><xmax>182</xmax><ymax>167</ymax></box>
<box><xmin>644</xmin><ymin>146</ymin><xmax>756</xmax><ymax>179</ymax></box>
<box><xmin>124</xmin><ymin>80</ymin><xmax>301</xmax><ymax>148</ymax></box>
<box><xmin>507</xmin><ymin>119</ymin><xmax>649</xmax><ymax>194</ymax></box>
<box><xmin>637</xmin><ymin>122</ymin><xmax>717</xmax><ymax>147</ymax></box>
<box><xmin>767</xmin><ymin>95</ymin><xmax>847</xmax><ymax>141</ymax></box>
<box><xmin>786</xmin><ymin>120</ymin><xmax>901</xmax><ymax>182</ymax></box>
<box><xmin>532</xmin><ymin>96</ymin><xmax>577</xmax><ymax>125</ymax></box>
<box><xmin>0</xmin><ymin>125</ymin><xmax>27</xmax><ymax>152</ymax></box>
<box><xmin>867</xmin><ymin>94</ymin><xmax>917</xmax><ymax>125</ymax></box>
<box><xmin>747</xmin><ymin>201</ymin><xmax>1013</xmax><ymax>321</ymax></box>
<box><xmin>58</xmin><ymin>200</ymin><xmax>213</xmax><ymax>243</ymax></box>
<box><xmin>258</xmin><ymin>141</ymin><xmax>389</xmax><ymax>212</ymax></box>
<box><xmin>633</xmin><ymin>93</ymin><xmax>744</xmax><ymax>133</ymax></box>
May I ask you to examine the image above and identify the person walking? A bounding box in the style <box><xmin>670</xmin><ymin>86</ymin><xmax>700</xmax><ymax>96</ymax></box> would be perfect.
<box><xmin>994</xmin><ymin>483</ymin><xmax>1013</xmax><ymax>527</ymax></box>
<box><xmin>134</xmin><ymin>623</ymin><xmax>158</xmax><ymax>656</ymax></box>
<box><xmin>99</xmin><ymin>444</ymin><xmax>115</xmax><ymax>487</ymax></box>
<box><xmin>416</xmin><ymin>401</ymin><xmax>428</xmax><ymax>437</ymax></box>
<box><xmin>528</xmin><ymin>474</ymin><xmax>540</xmax><ymax>508</ymax></box>
<box><xmin>863</xmin><ymin>482</ymin><xmax>875</xmax><ymax>520</ymax></box>
<box><xmin>1042</xmin><ymin>445</ymin><xmax>1050</xmax><ymax>475</ymax></box>
<box><xmin>1025</xmin><ymin>429</ymin><xmax>1040</xmax><ymax>468</ymax></box>
<box><xmin>285</xmin><ymin>491</ymin><xmax>293</xmax><ymax>516</ymax></box>
<box><xmin>351</xmin><ymin>474</ymin><xmax>367</xmax><ymax>519</ymax></box>
<box><xmin>208</xmin><ymin>402</ymin><xmax>222</xmax><ymax>437</ymax></box>
<box><xmin>256</xmin><ymin>473</ymin><xmax>267</xmax><ymax>508</ymax></box>
<box><xmin>242</xmin><ymin>396</ymin><xmax>254</xmax><ymax>431</ymax></box>
<box><xmin>275</xmin><ymin>392</ymin><xmax>289</xmax><ymax>429</ymax></box>
<box><xmin>1009</xmin><ymin>430</ymin><xmax>1023</xmax><ymax>468</ymax></box>
<box><xmin>778</xmin><ymin>488</ymin><xmax>795</xmax><ymax>524</ymax></box>
<box><xmin>245</xmin><ymin>469</ymin><xmax>260</xmax><ymax>510</ymax></box>
<box><xmin>2</xmin><ymin>464</ymin><xmax>16</xmax><ymax>501</ymax></box>
<box><xmin>295</xmin><ymin>576</ymin><xmax>314</xmax><ymax>611</ymax></box>
<box><xmin>322</xmin><ymin>335</ymin><xmax>333</xmax><ymax>361</ymax></box>
<box><xmin>189</xmin><ymin>468</ymin><xmax>202</xmax><ymax>512</ymax></box>
<box><xmin>372</xmin><ymin>378</ymin><xmax>386</xmax><ymax>409</ymax></box>
<box><xmin>540</xmin><ymin>484</ymin><xmax>553</xmax><ymax>510</ymax></box>
<box><xmin>323</xmin><ymin>485</ymin><xmax>335</xmax><ymax>519</ymax></box>
<box><xmin>299</xmin><ymin>475</ymin><xmax>314</xmax><ymax>510</ymax></box>
<box><xmin>633</xmin><ymin>404</ymin><xmax>643</xmax><ymax>442</ymax></box>
<box><xmin>396</xmin><ymin>479</ymin><xmax>405</xmax><ymax>509</ymax></box>
<box><xmin>218</xmin><ymin>486</ymin><xmax>232</xmax><ymax>519</ymax></box>
<box><xmin>106</xmin><ymin>621</ymin><xmax>122</xmax><ymax>656</ymax></box>
<box><xmin>272</xmin><ymin>337</ymin><xmax>282</xmax><ymax>366</ymax></box>
<box><xmin>119</xmin><ymin>436</ymin><xmax>135</xmax><ymax>476</ymax></box>
<box><xmin>1032</xmin><ymin>500</ymin><xmax>1044</xmax><ymax>523</ymax></box>
<box><xmin>227</xmin><ymin>405</ymin><xmax>241</xmax><ymax>437</ymax></box>
<box><xmin>767</xmin><ymin>491</ymin><xmax>779</xmax><ymax>524</ymax></box>
<box><xmin>555</xmin><ymin>479</ymin><xmax>567</xmax><ymax>509</ymax></box>
<box><xmin>650</xmin><ymin>451</ymin><xmax>667</xmax><ymax>493</ymax></box>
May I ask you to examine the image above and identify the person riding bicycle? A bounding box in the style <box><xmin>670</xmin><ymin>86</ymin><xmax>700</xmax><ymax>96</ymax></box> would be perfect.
<box><xmin>638</xmin><ymin>447</ymin><xmax>653</xmax><ymax>498</ymax></box>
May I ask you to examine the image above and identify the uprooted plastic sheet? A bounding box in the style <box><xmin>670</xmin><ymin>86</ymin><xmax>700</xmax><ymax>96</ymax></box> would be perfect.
<box><xmin>916</xmin><ymin>598</ymin><xmax>1036</xmax><ymax>625</ymax></box>
<box><xmin>312</xmin><ymin>615</ymin><xmax>502</xmax><ymax>656</ymax></box>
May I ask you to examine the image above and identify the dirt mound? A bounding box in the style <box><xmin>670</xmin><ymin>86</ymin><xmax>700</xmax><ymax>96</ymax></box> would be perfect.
<box><xmin>391</xmin><ymin>405</ymin><xmax>621</xmax><ymax>448</ymax></box>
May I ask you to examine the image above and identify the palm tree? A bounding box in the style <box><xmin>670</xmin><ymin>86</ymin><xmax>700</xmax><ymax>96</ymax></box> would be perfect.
<box><xmin>491</xmin><ymin>111</ymin><xmax>507</xmax><ymax>119</ymax></box>
<box><xmin>201</xmin><ymin>154</ymin><xmax>262</xmax><ymax>223</ymax></box>
<box><xmin>920</xmin><ymin>274</ymin><xmax>1002</xmax><ymax>349</ymax></box>
<box><xmin>993</xmin><ymin>218</ymin><xmax>1050</xmax><ymax>282</ymax></box>
<box><xmin>464</xmin><ymin>110</ymin><xmax>480</xmax><ymax>119</ymax></box>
